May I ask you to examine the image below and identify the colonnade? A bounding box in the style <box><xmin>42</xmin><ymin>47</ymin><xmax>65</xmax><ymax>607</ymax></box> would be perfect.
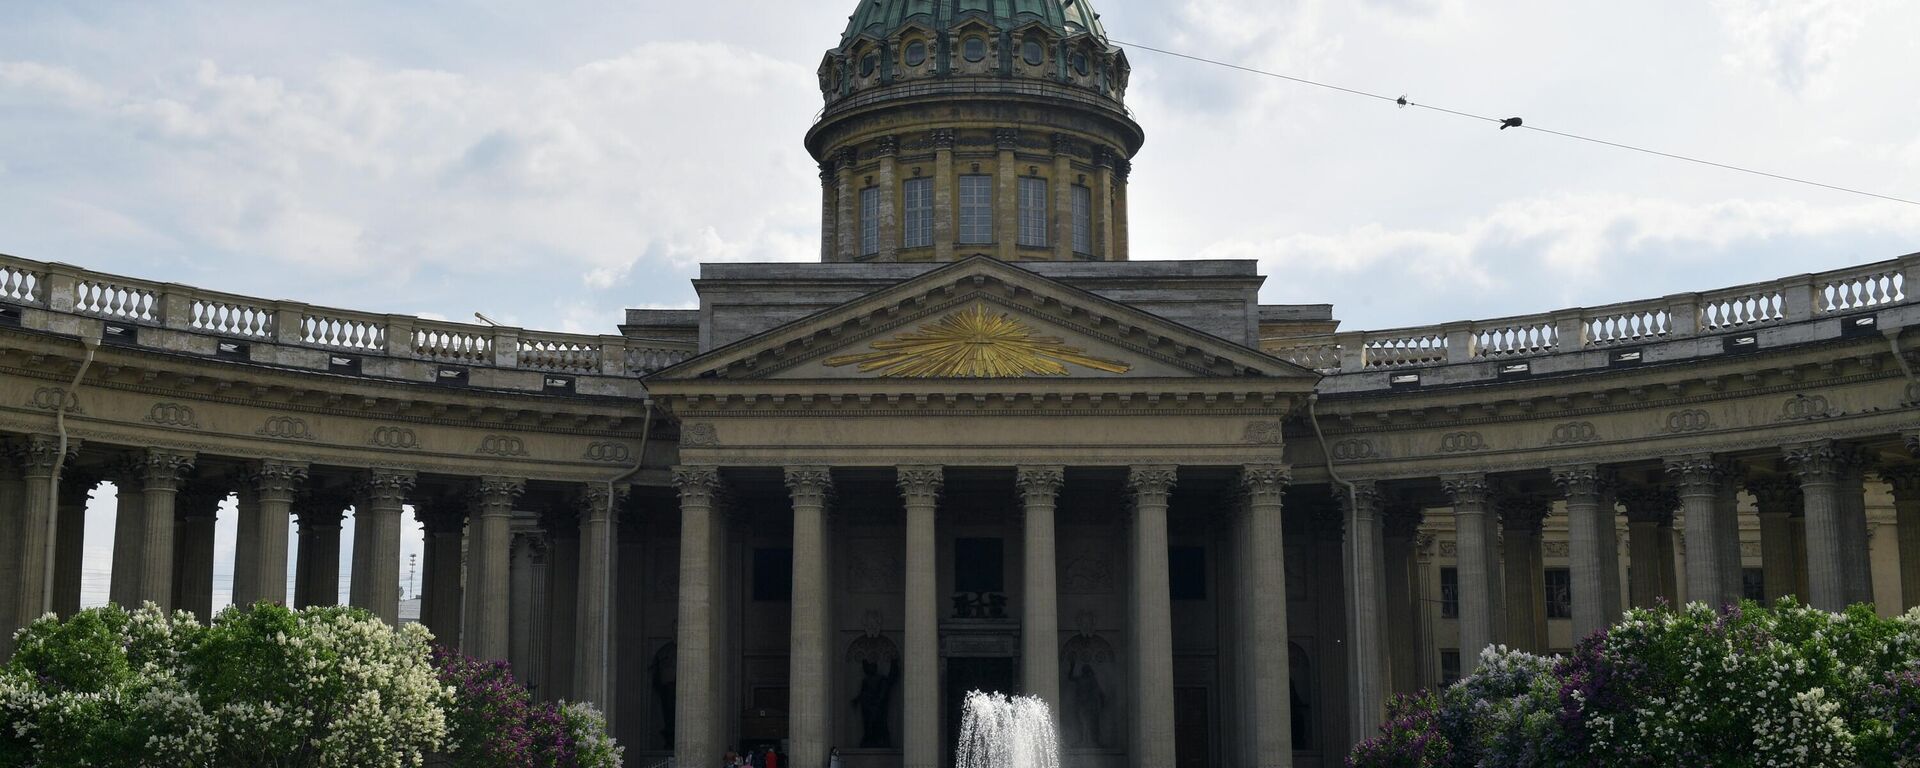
<box><xmin>0</xmin><ymin>431</ymin><xmax>621</xmax><ymax>716</ymax></box>
<box><xmin>669</xmin><ymin>463</ymin><xmax>1297</xmax><ymax>768</ymax></box>
<box><xmin>1342</xmin><ymin>435</ymin><xmax>1920</xmax><ymax>739</ymax></box>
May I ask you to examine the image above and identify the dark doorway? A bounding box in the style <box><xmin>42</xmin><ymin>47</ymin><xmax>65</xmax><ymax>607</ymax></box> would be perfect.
<box><xmin>945</xmin><ymin>656</ymin><xmax>1016</xmax><ymax>763</ymax></box>
<box><xmin>1174</xmin><ymin>686</ymin><xmax>1212</xmax><ymax>768</ymax></box>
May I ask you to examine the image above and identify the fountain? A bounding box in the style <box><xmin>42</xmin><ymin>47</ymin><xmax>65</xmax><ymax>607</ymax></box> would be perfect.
<box><xmin>955</xmin><ymin>691</ymin><xmax>1061</xmax><ymax>768</ymax></box>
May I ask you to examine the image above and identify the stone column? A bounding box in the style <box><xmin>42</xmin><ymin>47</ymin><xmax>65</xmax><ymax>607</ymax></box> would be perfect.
<box><xmin>137</xmin><ymin>448</ymin><xmax>195</xmax><ymax>610</ymax></box>
<box><xmin>418</xmin><ymin>501</ymin><xmax>467</xmax><ymax>649</ymax></box>
<box><xmin>0</xmin><ymin>457</ymin><xmax>21</xmax><ymax>646</ymax></box>
<box><xmin>929</xmin><ymin>129</ymin><xmax>957</xmax><ymax>261</ymax></box>
<box><xmin>1748</xmin><ymin>477</ymin><xmax>1803</xmax><ymax>603</ymax></box>
<box><xmin>465</xmin><ymin>477</ymin><xmax>523</xmax><ymax>660</ymax></box>
<box><xmin>353</xmin><ymin>469</ymin><xmax>414</xmax><ymax>625</ymax></box>
<box><xmin>818</xmin><ymin>162</ymin><xmax>838</xmax><ymax>262</ymax></box>
<box><xmin>10</xmin><ymin>436</ymin><xmax>68</xmax><ymax>630</ymax></box>
<box><xmin>1714</xmin><ymin>470</ymin><xmax>1747</xmax><ymax>605</ymax></box>
<box><xmin>1093</xmin><ymin>147</ymin><xmax>1116</xmax><ymax>259</ymax></box>
<box><xmin>834</xmin><ymin>148</ymin><xmax>857</xmax><ymax>261</ymax></box>
<box><xmin>1619</xmin><ymin>488</ymin><xmax>1675</xmax><ymax>608</ymax></box>
<box><xmin>293</xmin><ymin>493</ymin><xmax>346</xmax><ymax>608</ymax></box>
<box><xmin>1050</xmin><ymin>134</ymin><xmax>1074</xmax><ymax>260</ymax></box>
<box><xmin>1442</xmin><ymin>475</ymin><xmax>1496</xmax><ymax>666</ymax></box>
<box><xmin>1017</xmin><ymin>466</ymin><xmax>1064</xmax><ymax>709</ymax></box>
<box><xmin>1112</xmin><ymin>158</ymin><xmax>1131</xmax><ymax>260</ymax></box>
<box><xmin>575</xmin><ymin>484</ymin><xmax>623</xmax><ymax>715</ymax></box>
<box><xmin>544</xmin><ymin>505</ymin><xmax>581</xmax><ymax>701</ymax></box>
<box><xmin>1342</xmin><ymin>479</ymin><xmax>1389</xmax><ymax>744</ymax></box>
<box><xmin>1554</xmin><ymin>466</ymin><xmax>1621</xmax><ymax>640</ymax></box>
<box><xmin>1666</xmin><ymin>456</ymin><xmax>1733</xmax><ymax>610</ymax></box>
<box><xmin>1127</xmin><ymin>466</ymin><xmax>1178</xmax><ymax>768</ymax></box>
<box><xmin>1884</xmin><ymin>466</ymin><xmax>1920</xmax><ymax>611</ymax></box>
<box><xmin>673</xmin><ymin>467</ymin><xmax>726</xmax><ymax>768</ymax></box>
<box><xmin>994</xmin><ymin>128</ymin><xmax>1019</xmax><ymax>260</ymax></box>
<box><xmin>53</xmin><ymin>469</ymin><xmax>96</xmax><ymax>617</ymax></box>
<box><xmin>1497</xmin><ymin>494</ymin><xmax>1549</xmax><ymax>653</ymax></box>
<box><xmin>234</xmin><ymin>460</ymin><xmax>306</xmax><ymax>607</ymax></box>
<box><xmin>510</xmin><ymin>530</ymin><xmax>550</xmax><ymax>692</ymax></box>
<box><xmin>107</xmin><ymin>456</ymin><xmax>147</xmax><ymax>607</ymax></box>
<box><xmin>786</xmin><ymin>467</ymin><xmax>834</xmax><ymax>768</ymax></box>
<box><xmin>875</xmin><ymin>135</ymin><xmax>900</xmax><ymax>261</ymax></box>
<box><xmin>1240</xmin><ymin>464</ymin><xmax>1294</xmax><ymax>767</ymax></box>
<box><xmin>1786</xmin><ymin>442</ymin><xmax>1848</xmax><ymax>611</ymax></box>
<box><xmin>1835</xmin><ymin>451</ymin><xmax>1874</xmax><ymax>606</ymax></box>
<box><xmin>1382</xmin><ymin>505</ymin><xmax>1425</xmax><ymax>694</ymax></box>
<box><xmin>171</xmin><ymin>485</ymin><xmax>222</xmax><ymax>619</ymax></box>
<box><xmin>897</xmin><ymin>466</ymin><xmax>943</xmax><ymax>768</ymax></box>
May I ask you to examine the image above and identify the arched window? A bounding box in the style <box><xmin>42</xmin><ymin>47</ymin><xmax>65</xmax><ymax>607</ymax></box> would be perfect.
<box><xmin>860</xmin><ymin>53</ymin><xmax>879</xmax><ymax>78</ymax></box>
<box><xmin>1071</xmin><ymin>50</ymin><xmax>1090</xmax><ymax>76</ymax></box>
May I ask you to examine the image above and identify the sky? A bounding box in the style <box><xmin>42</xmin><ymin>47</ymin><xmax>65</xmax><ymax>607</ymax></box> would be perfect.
<box><xmin>5</xmin><ymin>0</ymin><xmax>1918</xmax><ymax>610</ymax></box>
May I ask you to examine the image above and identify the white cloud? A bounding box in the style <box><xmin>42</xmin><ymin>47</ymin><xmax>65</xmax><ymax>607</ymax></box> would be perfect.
<box><xmin>1711</xmin><ymin>0</ymin><xmax>1888</xmax><ymax>93</ymax></box>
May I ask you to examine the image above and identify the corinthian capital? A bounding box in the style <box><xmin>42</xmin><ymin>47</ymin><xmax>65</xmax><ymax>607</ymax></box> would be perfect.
<box><xmin>1662</xmin><ymin>455</ymin><xmax>1726</xmax><ymax>495</ymax></box>
<box><xmin>1239</xmin><ymin>464</ymin><xmax>1292</xmax><ymax>503</ymax></box>
<box><xmin>1126</xmin><ymin>466</ymin><xmax>1178</xmax><ymax>497</ymax></box>
<box><xmin>359</xmin><ymin>468</ymin><xmax>416</xmax><ymax>507</ymax></box>
<box><xmin>1335</xmin><ymin>479</ymin><xmax>1383</xmax><ymax>520</ymax></box>
<box><xmin>1784</xmin><ymin>441</ymin><xmax>1840</xmax><ymax>484</ymax></box>
<box><xmin>1878</xmin><ymin>465</ymin><xmax>1920</xmax><ymax>502</ymax></box>
<box><xmin>672</xmin><ymin>466</ymin><xmax>722</xmax><ymax>502</ymax></box>
<box><xmin>784</xmin><ymin>466</ymin><xmax>833</xmax><ymax>505</ymax></box>
<box><xmin>11</xmin><ymin>434</ymin><xmax>77</xmax><ymax>476</ymax></box>
<box><xmin>578</xmin><ymin>483</ymin><xmax>629</xmax><ymax>522</ymax></box>
<box><xmin>248</xmin><ymin>460</ymin><xmax>309</xmax><ymax>502</ymax></box>
<box><xmin>1551</xmin><ymin>465</ymin><xmax>1609</xmax><ymax>501</ymax></box>
<box><xmin>896</xmin><ymin>466</ymin><xmax>944</xmax><ymax>505</ymax></box>
<box><xmin>1441</xmin><ymin>474</ymin><xmax>1489</xmax><ymax>507</ymax></box>
<box><xmin>140</xmin><ymin>448</ymin><xmax>196</xmax><ymax>491</ymax></box>
<box><xmin>1016</xmin><ymin>466</ymin><xmax>1065</xmax><ymax>502</ymax></box>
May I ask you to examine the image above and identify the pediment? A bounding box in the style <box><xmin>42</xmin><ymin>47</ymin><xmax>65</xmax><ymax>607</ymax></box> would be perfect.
<box><xmin>647</xmin><ymin>257</ymin><xmax>1319</xmax><ymax>385</ymax></box>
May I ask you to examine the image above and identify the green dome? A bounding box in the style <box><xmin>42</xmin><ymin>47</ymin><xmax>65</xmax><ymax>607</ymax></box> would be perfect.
<box><xmin>840</xmin><ymin>0</ymin><xmax>1107</xmax><ymax>46</ymax></box>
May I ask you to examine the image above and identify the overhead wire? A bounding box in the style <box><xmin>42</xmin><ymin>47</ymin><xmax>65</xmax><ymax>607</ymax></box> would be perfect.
<box><xmin>1107</xmin><ymin>38</ymin><xmax>1920</xmax><ymax>208</ymax></box>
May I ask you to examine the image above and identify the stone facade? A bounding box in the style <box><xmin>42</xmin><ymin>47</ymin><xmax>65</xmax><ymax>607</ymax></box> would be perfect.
<box><xmin>3</xmin><ymin>3</ymin><xmax>1919</xmax><ymax>768</ymax></box>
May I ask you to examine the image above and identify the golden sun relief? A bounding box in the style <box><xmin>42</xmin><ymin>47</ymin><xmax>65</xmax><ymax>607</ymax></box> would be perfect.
<box><xmin>824</xmin><ymin>304</ymin><xmax>1132</xmax><ymax>378</ymax></box>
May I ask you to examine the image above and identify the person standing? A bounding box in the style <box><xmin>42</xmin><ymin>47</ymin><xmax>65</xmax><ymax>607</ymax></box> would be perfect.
<box><xmin>765</xmin><ymin>747</ymin><xmax>780</xmax><ymax>768</ymax></box>
<box><xmin>829</xmin><ymin>747</ymin><xmax>844</xmax><ymax>768</ymax></box>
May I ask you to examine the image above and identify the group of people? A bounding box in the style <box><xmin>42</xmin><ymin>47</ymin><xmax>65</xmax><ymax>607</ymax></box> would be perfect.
<box><xmin>724</xmin><ymin>747</ymin><xmax>844</xmax><ymax>768</ymax></box>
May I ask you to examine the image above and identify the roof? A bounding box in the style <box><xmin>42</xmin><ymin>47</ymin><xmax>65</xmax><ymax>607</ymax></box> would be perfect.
<box><xmin>840</xmin><ymin>0</ymin><xmax>1108</xmax><ymax>45</ymax></box>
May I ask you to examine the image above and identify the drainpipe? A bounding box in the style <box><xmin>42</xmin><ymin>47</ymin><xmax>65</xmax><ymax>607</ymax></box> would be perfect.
<box><xmin>43</xmin><ymin>329</ymin><xmax>101</xmax><ymax>611</ymax></box>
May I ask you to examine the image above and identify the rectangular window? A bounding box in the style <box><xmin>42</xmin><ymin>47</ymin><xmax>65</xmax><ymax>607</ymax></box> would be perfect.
<box><xmin>1169</xmin><ymin>546</ymin><xmax>1206</xmax><ymax>600</ymax></box>
<box><xmin>753</xmin><ymin>548</ymin><xmax>793</xmax><ymax>602</ymax></box>
<box><xmin>1071</xmin><ymin>184</ymin><xmax>1092</xmax><ymax>255</ymax></box>
<box><xmin>1440</xmin><ymin>650</ymin><xmax>1462</xmax><ymax>685</ymax></box>
<box><xmin>1440</xmin><ymin>567</ymin><xmax>1460</xmax><ymax>619</ymax></box>
<box><xmin>1018</xmin><ymin>177</ymin><xmax>1048</xmax><ymax>247</ymax></box>
<box><xmin>958</xmin><ymin>175</ymin><xmax>993</xmax><ymax>244</ymax></box>
<box><xmin>1545</xmin><ymin>568</ymin><xmax>1573</xmax><ymax>619</ymax></box>
<box><xmin>903</xmin><ymin>177</ymin><xmax>933</xmax><ymax>248</ymax></box>
<box><xmin>1743</xmin><ymin>567</ymin><xmax>1766</xmax><ymax>602</ymax></box>
<box><xmin>859</xmin><ymin>186</ymin><xmax>882</xmax><ymax>256</ymax></box>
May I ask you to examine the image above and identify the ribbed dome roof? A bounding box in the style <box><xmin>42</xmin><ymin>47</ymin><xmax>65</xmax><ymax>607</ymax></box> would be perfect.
<box><xmin>840</xmin><ymin>0</ymin><xmax>1107</xmax><ymax>45</ymax></box>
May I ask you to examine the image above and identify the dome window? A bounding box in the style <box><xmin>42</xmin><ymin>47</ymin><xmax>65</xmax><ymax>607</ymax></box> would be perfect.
<box><xmin>860</xmin><ymin>53</ymin><xmax>879</xmax><ymax>77</ymax></box>
<box><xmin>1022</xmin><ymin>39</ymin><xmax>1045</xmax><ymax>66</ymax></box>
<box><xmin>1071</xmin><ymin>51</ymin><xmax>1089</xmax><ymax>76</ymax></box>
<box><xmin>963</xmin><ymin>36</ymin><xmax>987</xmax><ymax>62</ymax></box>
<box><xmin>904</xmin><ymin>41</ymin><xmax>928</xmax><ymax>67</ymax></box>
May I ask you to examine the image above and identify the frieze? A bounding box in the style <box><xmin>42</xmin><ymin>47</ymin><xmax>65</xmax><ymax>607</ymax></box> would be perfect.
<box><xmin>583</xmin><ymin>442</ymin><xmax>632</xmax><ymax>463</ymax></box>
<box><xmin>1438</xmin><ymin>431</ymin><xmax>1488</xmax><ymax>454</ymax></box>
<box><xmin>476</xmin><ymin>434</ymin><xmax>529</xmax><ymax>457</ymax></box>
<box><xmin>255</xmin><ymin>415</ymin><xmax>316</xmax><ymax>441</ymax></box>
<box><xmin>144</xmin><ymin>402</ymin><xmax>200</xmax><ymax>428</ymax></box>
<box><xmin>1242</xmin><ymin>420</ymin><xmax>1284</xmax><ymax>446</ymax></box>
<box><xmin>1330</xmin><ymin>438</ymin><xmax>1379</xmax><ymax>460</ymax></box>
<box><xmin>1661</xmin><ymin>409</ymin><xmax>1714</xmax><ymax>434</ymax></box>
<box><xmin>1546</xmin><ymin>421</ymin><xmax>1600</xmax><ymax>446</ymax></box>
<box><xmin>681</xmin><ymin>422</ymin><xmax>719</xmax><ymax>447</ymax></box>
<box><xmin>367</xmin><ymin>426</ymin><xmax>421</xmax><ymax>450</ymax></box>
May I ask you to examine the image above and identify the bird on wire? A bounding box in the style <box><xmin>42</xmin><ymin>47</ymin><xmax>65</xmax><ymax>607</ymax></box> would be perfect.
<box><xmin>1500</xmin><ymin>117</ymin><xmax>1524</xmax><ymax>130</ymax></box>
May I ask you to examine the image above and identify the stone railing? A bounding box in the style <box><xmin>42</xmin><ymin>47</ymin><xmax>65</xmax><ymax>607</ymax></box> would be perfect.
<box><xmin>1273</xmin><ymin>253</ymin><xmax>1919</xmax><ymax>375</ymax></box>
<box><xmin>0</xmin><ymin>253</ymin><xmax>697</xmax><ymax>384</ymax></box>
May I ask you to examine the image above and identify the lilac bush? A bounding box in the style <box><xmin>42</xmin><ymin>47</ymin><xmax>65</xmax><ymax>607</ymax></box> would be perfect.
<box><xmin>436</xmin><ymin>648</ymin><xmax>621</xmax><ymax>768</ymax></box>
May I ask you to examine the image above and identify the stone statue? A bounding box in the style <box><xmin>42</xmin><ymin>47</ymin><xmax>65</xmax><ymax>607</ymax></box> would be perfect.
<box><xmin>1067</xmin><ymin>663</ymin><xmax>1106</xmax><ymax>747</ymax></box>
<box><xmin>852</xmin><ymin>658</ymin><xmax>901</xmax><ymax>747</ymax></box>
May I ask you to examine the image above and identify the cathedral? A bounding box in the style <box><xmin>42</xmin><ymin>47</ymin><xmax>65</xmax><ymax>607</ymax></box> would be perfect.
<box><xmin>2</xmin><ymin>2</ymin><xmax>1918</xmax><ymax>768</ymax></box>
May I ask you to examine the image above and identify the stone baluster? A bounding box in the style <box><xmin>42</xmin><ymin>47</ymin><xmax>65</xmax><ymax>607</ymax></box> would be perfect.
<box><xmin>1342</xmin><ymin>478</ymin><xmax>1389</xmax><ymax>744</ymax></box>
<box><xmin>575</xmin><ymin>484</ymin><xmax>624</xmax><ymax>715</ymax></box>
<box><xmin>897</xmin><ymin>466</ymin><xmax>943</xmax><ymax>768</ymax></box>
<box><xmin>1618</xmin><ymin>488</ymin><xmax>1680</xmax><ymax>608</ymax></box>
<box><xmin>53</xmin><ymin>468</ymin><xmax>97</xmax><ymax>617</ymax></box>
<box><xmin>234</xmin><ymin>460</ymin><xmax>306</xmax><ymax>607</ymax></box>
<box><xmin>673</xmin><ymin>467</ymin><xmax>726</xmax><ymax>768</ymax></box>
<box><xmin>1442</xmin><ymin>474</ymin><xmax>1496</xmax><ymax>667</ymax></box>
<box><xmin>786</xmin><ymin>467</ymin><xmax>834</xmax><ymax>768</ymax></box>
<box><xmin>1880</xmin><ymin>466</ymin><xmax>1920</xmax><ymax>611</ymax></box>
<box><xmin>293</xmin><ymin>491</ymin><xmax>347</xmax><ymax>608</ymax></box>
<box><xmin>1017</xmin><ymin>466</ymin><xmax>1065</xmax><ymax>710</ymax></box>
<box><xmin>1554</xmin><ymin>466</ymin><xmax>1621</xmax><ymax>641</ymax></box>
<box><xmin>1496</xmin><ymin>494</ymin><xmax>1550</xmax><ymax>652</ymax></box>
<box><xmin>417</xmin><ymin>499</ymin><xmax>468</xmax><ymax>649</ymax></box>
<box><xmin>1127</xmin><ymin>465</ymin><xmax>1178</xmax><ymax>768</ymax></box>
<box><xmin>1747</xmin><ymin>477</ymin><xmax>1803</xmax><ymax>603</ymax></box>
<box><xmin>1240</xmin><ymin>464</ymin><xmax>1293</xmax><ymax>766</ymax></box>
<box><xmin>465</xmin><ymin>477</ymin><xmax>523</xmax><ymax>661</ymax></box>
<box><xmin>1785</xmin><ymin>442</ymin><xmax>1848</xmax><ymax>610</ymax></box>
<box><xmin>171</xmin><ymin>483</ymin><xmax>223</xmax><ymax>619</ymax></box>
<box><xmin>1665</xmin><ymin>456</ymin><xmax>1733</xmax><ymax>610</ymax></box>
<box><xmin>353</xmin><ymin>469</ymin><xmax>414</xmax><ymax>625</ymax></box>
<box><xmin>137</xmin><ymin>448</ymin><xmax>195</xmax><ymax>611</ymax></box>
